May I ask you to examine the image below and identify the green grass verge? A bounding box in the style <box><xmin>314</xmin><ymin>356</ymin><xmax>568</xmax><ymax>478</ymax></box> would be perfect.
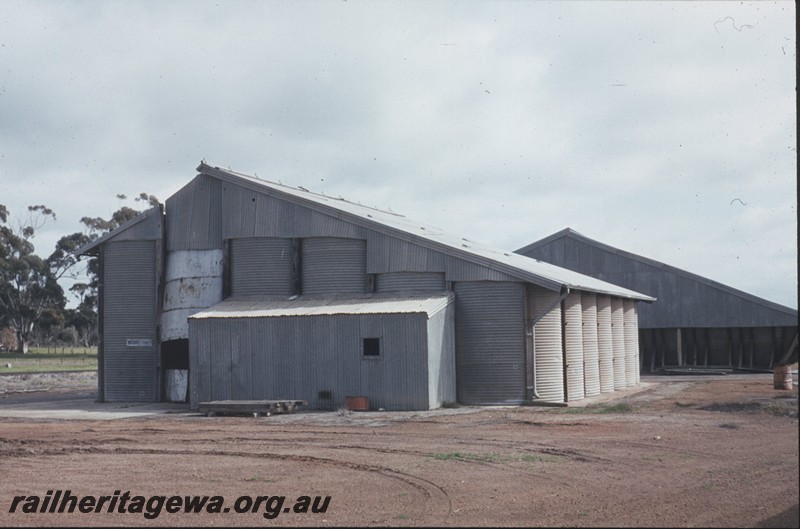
<box><xmin>0</xmin><ymin>347</ymin><xmax>97</xmax><ymax>374</ymax></box>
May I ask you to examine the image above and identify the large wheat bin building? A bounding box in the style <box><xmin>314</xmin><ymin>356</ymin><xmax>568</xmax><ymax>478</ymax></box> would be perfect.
<box><xmin>78</xmin><ymin>164</ymin><xmax>654</xmax><ymax>410</ymax></box>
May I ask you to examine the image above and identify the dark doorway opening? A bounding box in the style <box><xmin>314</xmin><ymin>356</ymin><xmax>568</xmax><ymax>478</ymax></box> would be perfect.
<box><xmin>161</xmin><ymin>339</ymin><xmax>189</xmax><ymax>403</ymax></box>
<box><xmin>162</xmin><ymin>339</ymin><xmax>189</xmax><ymax>369</ymax></box>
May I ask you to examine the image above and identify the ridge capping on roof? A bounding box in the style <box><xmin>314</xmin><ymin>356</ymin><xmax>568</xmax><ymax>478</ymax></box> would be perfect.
<box><xmin>517</xmin><ymin>227</ymin><xmax>796</xmax><ymax>316</ymax></box>
<box><xmin>197</xmin><ymin>162</ymin><xmax>655</xmax><ymax>302</ymax></box>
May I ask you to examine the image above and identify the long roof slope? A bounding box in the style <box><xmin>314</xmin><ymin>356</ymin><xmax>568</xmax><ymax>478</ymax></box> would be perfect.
<box><xmin>517</xmin><ymin>227</ymin><xmax>796</xmax><ymax>317</ymax></box>
<box><xmin>198</xmin><ymin>163</ymin><xmax>654</xmax><ymax>301</ymax></box>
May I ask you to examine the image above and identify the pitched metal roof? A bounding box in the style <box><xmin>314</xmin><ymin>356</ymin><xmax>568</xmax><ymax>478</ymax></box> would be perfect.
<box><xmin>197</xmin><ymin>162</ymin><xmax>655</xmax><ymax>302</ymax></box>
<box><xmin>517</xmin><ymin>227</ymin><xmax>796</xmax><ymax>317</ymax></box>
<box><xmin>190</xmin><ymin>293</ymin><xmax>453</xmax><ymax>319</ymax></box>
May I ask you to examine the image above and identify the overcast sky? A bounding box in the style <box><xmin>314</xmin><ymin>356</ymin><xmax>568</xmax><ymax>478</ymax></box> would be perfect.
<box><xmin>1</xmin><ymin>0</ymin><xmax>796</xmax><ymax>309</ymax></box>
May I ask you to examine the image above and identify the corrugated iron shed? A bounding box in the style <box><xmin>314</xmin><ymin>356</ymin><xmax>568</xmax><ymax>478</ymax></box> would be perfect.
<box><xmin>516</xmin><ymin>227</ymin><xmax>798</xmax><ymax>369</ymax></box>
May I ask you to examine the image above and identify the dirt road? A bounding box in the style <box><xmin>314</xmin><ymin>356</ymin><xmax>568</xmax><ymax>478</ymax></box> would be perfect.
<box><xmin>0</xmin><ymin>374</ymin><xmax>797</xmax><ymax>527</ymax></box>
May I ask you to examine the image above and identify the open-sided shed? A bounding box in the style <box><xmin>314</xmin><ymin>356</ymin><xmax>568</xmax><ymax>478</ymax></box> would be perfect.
<box><xmin>516</xmin><ymin>228</ymin><xmax>798</xmax><ymax>371</ymax></box>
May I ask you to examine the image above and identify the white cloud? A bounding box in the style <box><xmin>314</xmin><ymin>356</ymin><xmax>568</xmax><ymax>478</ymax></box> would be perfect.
<box><xmin>0</xmin><ymin>0</ymin><xmax>795</xmax><ymax>308</ymax></box>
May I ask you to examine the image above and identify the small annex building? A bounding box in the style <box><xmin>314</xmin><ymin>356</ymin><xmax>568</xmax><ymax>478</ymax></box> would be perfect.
<box><xmin>516</xmin><ymin>228</ymin><xmax>798</xmax><ymax>372</ymax></box>
<box><xmin>78</xmin><ymin>164</ymin><xmax>654</xmax><ymax>410</ymax></box>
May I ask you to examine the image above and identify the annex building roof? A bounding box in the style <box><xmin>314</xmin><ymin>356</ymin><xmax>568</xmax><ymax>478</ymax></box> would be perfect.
<box><xmin>190</xmin><ymin>294</ymin><xmax>453</xmax><ymax>319</ymax></box>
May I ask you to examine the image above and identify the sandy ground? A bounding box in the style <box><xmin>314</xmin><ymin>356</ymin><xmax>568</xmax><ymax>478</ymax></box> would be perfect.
<box><xmin>0</xmin><ymin>372</ymin><xmax>797</xmax><ymax>527</ymax></box>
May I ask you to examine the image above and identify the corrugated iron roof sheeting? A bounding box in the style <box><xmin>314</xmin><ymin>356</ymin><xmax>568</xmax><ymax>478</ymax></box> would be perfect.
<box><xmin>190</xmin><ymin>294</ymin><xmax>454</xmax><ymax>319</ymax></box>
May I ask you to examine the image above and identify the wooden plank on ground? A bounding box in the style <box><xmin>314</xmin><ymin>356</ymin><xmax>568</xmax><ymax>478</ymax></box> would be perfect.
<box><xmin>198</xmin><ymin>400</ymin><xmax>308</xmax><ymax>417</ymax></box>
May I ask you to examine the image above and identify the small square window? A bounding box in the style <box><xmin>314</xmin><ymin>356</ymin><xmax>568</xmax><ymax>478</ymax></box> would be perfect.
<box><xmin>363</xmin><ymin>338</ymin><xmax>381</xmax><ymax>357</ymax></box>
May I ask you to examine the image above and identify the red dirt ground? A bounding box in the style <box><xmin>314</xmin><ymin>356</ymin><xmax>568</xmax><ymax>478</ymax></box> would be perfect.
<box><xmin>0</xmin><ymin>374</ymin><xmax>797</xmax><ymax>527</ymax></box>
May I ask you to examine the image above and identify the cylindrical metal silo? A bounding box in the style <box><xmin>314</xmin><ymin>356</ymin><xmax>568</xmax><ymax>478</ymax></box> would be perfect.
<box><xmin>375</xmin><ymin>272</ymin><xmax>446</xmax><ymax>293</ymax></box>
<box><xmin>581</xmin><ymin>292</ymin><xmax>601</xmax><ymax>397</ymax></box>
<box><xmin>230</xmin><ymin>238</ymin><xmax>295</xmax><ymax>297</ymax></box>
<box><xmin>161</xmin><ymin>249</ymin><xmax>224</xmax><ymax>341</ymax></box>
<box><xmin>301</xmin><ymin>237</ymin><xmax>367</xmax><ymax>295</ymax></box>
<box><xmin>530</xmin><ymin>286</ymin><xmax>564</xmax><ymax>404</ymax></box>
<box><xmin>610</xmin><ymin>297</ymin><xmax>626</xmax><ymax>390</ymax></box>
<box><xmin>626</xmin><ymin>301</ymin><xmax>641</xmax><ymax>385</ymax></box>
<box><xmin>596</xmin><ymin>295</ymin><xmax>614</xmax><ymax>393</ymax></box>
<box><xmin>563</xmin><ymin>292</ymin><xmax>584</xmax><ymax>401</ymax></box>
<box><xmin>454</xmin><ymin>281</ymin><xmax>526</xmax><ymax>405</ymax></box>
<box><xmin>623</xmin><ymin>299</ymin><xmax>639</xmax><ymax>387</ymax></box>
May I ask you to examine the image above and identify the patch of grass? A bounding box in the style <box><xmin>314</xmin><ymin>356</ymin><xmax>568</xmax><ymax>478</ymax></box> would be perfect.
<box><xmin>719</xmin><ymin>423</ymin><xmax>740</xmax><ymax>429</ymax></box>
<box><xmin>562</xmin><ymin>402</ymin><xmax>634</xmax><ymax>414</ymax></box>
<box><xmin>440</xmin><ymin>401</ymin><xmax>459</xmax><ymax>408</ymax></box>
<box><xmin>243</xmin><ymin>476</ymin><xmax>276</xmax><ymax>483</ymax></box>
<box><xmin>1</xmin><ymin>348</ymin><xmax>97</xmax><ymax>374</ymax></box>
<box><xmin>699</xmin><ymin>401</ymin><xmax>798</xmax><ymax>418</ymax></box>
<box><xmin>431</xmin><ymin>452</ymin><xmax>504</xmax><ymax>463</ymax></box>
<box><xmin>520</xmin><ymin>454</ymin><xmax>560</xmax><ymax>463</ymax></box>
<box><xmin>674</xmin><ymin>401</ymin><xmax>694</xmax><ymax>408</ymax></box>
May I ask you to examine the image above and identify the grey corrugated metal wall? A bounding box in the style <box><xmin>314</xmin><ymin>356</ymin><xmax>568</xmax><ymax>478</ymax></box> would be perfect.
<box><xmin>530</xmin><ymin>285</ymin><xmax>564</xmax><ymax>404</ymax></box>
<box><xmin>597</xmin><ymin>295</ymin><xmax>614</xmax><ymax>393</ymax></box>
<box><xmin>301</xmin><ymin>238</ymin><xmax>367</xmax><ymax>295</ymax></box>
<box><xmin>581</xmin><ymin>292</ymin><xmax>601</xmax><ymax>397</ymax></box>
<box><xmin>166</xmin><ymin>175</ymin><xmax>222</xmax><ymax>251</ymax></box>
<box><xmin>517</xmin><ymin>232</ymin><xmax>797</xmax><ymax>328</ymax></box>
<box><xmin>375</xmin><ymin>272</ymin><xmax>446</xmax><ymax>293</ymax></box>
<box><xmin>367</xmin><ymin>235</ymin><xmax>522</xmax><ymax>282</ymax></box>
<box><xmin>190</xmin><ymin>312</ymin><xmax>439</xmax><ymax>410</ymax></box>
<box><xmin>103</xmin><ymin>240</ymin><xmax>158</xmax><ymax>402</ymax></box>
<box><xmin>170</xmin><ymin>175</ymin><xmax>539</xmax><ymax>284</ymax></box>
<box><xmin>454</xmin><ymin>281</ymin><xmax>526</xmax><ymax>405</ymax></box>
<box><xmin>230</xmin><ymin>237</ymin><xmax>295</xmax><ymax>296</ymax></box>
<box><xmin>563</xmin><ymin>292</ymin><xmax>584</xmax><ymax>401</ymax></box>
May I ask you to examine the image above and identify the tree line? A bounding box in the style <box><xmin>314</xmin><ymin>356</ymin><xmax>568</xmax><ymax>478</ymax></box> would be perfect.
<box><xmin>0</xmin><ymin>193</ymin><xmax>160</xmax><ymax>353</ymax></box>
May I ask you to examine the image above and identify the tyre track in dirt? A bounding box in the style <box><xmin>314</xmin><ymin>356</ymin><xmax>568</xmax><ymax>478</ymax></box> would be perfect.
<box><xmin>0</xmin><ymin>444</ymin><xmax>454</xmax><ymax>518</ymax></box>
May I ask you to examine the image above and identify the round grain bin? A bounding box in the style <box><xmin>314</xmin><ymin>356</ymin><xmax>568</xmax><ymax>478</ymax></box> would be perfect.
<box><xmin>301</xmin><ymin>237</ymin><xmax>367</xmax><ymax>295</ymax></box>
<box><xmin>596</xmin><ymin>295</ymin><xmax>614</xmax><ymax>393</ymax></box>
<box><xmin>230</xmin><ymin>237</ymin><xmax>295</xmax><ymax>297</ymax></box>
<box><xmin>161</xmin><ymin>249</ymin><xmax>224</xmax><ymax>341</ymax></box>
<box><xmin>610</xmin><ymin>297</ymin><xmax>626</xmax><ymax>390</ymax></box>
<box><xmin>563</xmin><ymin>292</ymin><xmax>584</xmax><ymax>401</ymax></box>
<box><xmin>375</xmin><ymin>272</ymin><xmax>446</xmax><ymax>293</ymax></box>
<box><xmin>530</xmin><ymin>286</ymin><xmax>565</xmax><ymax>404</ymax></box>
<box><xmin>581</xmin><ymin>292</ymin><xmax>601</xmax><ymax>397</ymax></box>
<box><xmin>454</xmin><ymin>281</ymin><xmax>526</xmax><ymax>405</ymax></box>
<box><xmin>623</xmin><ymin>300</ymin><xmax>638</xmax><ymax>387</ymax></box>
